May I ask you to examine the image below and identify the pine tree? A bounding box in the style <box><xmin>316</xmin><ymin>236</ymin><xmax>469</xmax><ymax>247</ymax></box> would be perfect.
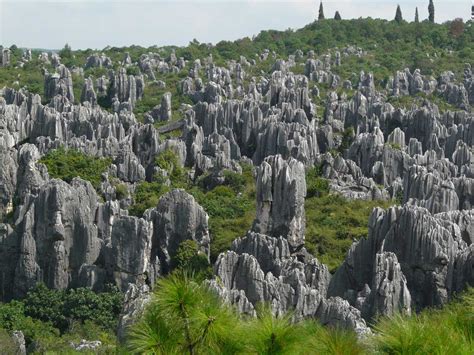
<box><xmin>415</xmin><ymin>7</ymin><xmax>419</xmax><ymax>23</ymax></box>
<box><xmin>334</xmin><ymin>11</ymin><xmax>342</xmax><ymax>20</ymax></box>
<box><xmin>428</xmin><ymin>0</ymin><xmax>435</xmax><ymax>23</ymax></box>
<box><xmin>318</xmin><ymin>1</ymin><xmax>325</xmax><ymax>20</ymax></box>
<box><xmin>395</xmin><ymin>5</ymin><xmax>403</xmax><ymax>23</ymax></box>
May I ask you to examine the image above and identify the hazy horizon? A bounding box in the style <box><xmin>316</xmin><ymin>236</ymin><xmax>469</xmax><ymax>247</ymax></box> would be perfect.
<box><xmin>1</xmin><ymin>0</ymin><xmax>472</xmax><ymax>51</ymax></box>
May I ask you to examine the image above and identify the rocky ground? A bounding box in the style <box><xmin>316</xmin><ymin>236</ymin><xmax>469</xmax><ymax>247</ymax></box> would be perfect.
<box><xmin>0</xmin><ymin>19</ymin><xmax>473</xmax><ymax>345</ymax></box>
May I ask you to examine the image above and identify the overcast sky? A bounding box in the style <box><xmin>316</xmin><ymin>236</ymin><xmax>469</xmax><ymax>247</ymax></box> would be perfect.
<box><xmin>0</xmin><ymin>0</ymin><xmax>472</xmax><ymax>50</ymax></box>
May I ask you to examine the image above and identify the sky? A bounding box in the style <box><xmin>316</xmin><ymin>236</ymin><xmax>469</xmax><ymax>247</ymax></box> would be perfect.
<box><xmin>0</xmin><ymin>0</ymin><xmax>472</xmax><ymax>50</ymax></box>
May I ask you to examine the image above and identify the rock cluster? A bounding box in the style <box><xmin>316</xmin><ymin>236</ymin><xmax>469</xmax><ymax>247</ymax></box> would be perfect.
<box><xmin>0</xmin><ymin>43</ymin><xmax>473</xmax><ymax>339</ymax></box>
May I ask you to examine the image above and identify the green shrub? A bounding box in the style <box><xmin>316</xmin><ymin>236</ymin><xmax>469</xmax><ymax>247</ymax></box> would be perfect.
<box><xmin>129</xmin><ymin>149</ymin><xmax>186</xmax><ymax>217</ymax></box>
<box><xmin>373</xmin><ymin>288</ymin><xmax>474</xmax><ymax>354</ymax></box>
<box><xmin>173</xmin><ymin>240</ymin><xmax>212</xmax><ymax>281</ymax></box>
<box><xmin>305</xmin><ymin>193</ymin><xmax>392</xmax><ymax>272</ymax></box>
<box><xmin>23</xmin><ymin>283</ymin><xmax>123</xmax><ymax>333</ymax></box>
<box><xmin>129</xmin><ymin>181</ymin><xmax>170</xmax><ymax>217</ymax></box>
<box><xmin>127</xmin><ymin>273</ymin><xmax>242</xmax><ymax>354</ymax></box>
<box><xmin>115</xmin><ymin>183</ymin><xmax>128</xmax><ymax>200</ymax></box>
<box><xmin>39</xmin><ymin>148</ymin><xmax>112</xmax><ymax>191</ymax></box>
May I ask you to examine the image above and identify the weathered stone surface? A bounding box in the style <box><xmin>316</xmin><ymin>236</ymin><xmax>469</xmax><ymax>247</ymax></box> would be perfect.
<box><xmin>146</xmin><ymin>189</ymin><xmax>210</xmax><ymax>277</ymax></box>
<box><xmin>117</xmin><ymin>283</ymin><xmax>151</xmax><ymax>342</ymax></box>
<box><xmin>329</xmin><ymin>204</ymin><xmax>471</xmax><ymax>315</ymax></box>
<box><xmin>44</xmin><ymin>64</ymin><xmax>75</xmax><ymax>102</ymax></box>
<box><xmin>13</xmin><ymin>178</ymin><xmax>100</xmax><ymax>297</ymax></box>
<box><xmin>253</xmin><ymin>155</ymin><xmax>306</xmax><ymax>251</ymax></box>
<box><xmin>109</xmin><ymin>216</ymin><xmax>152</xmax><ymax>290</ymax></box>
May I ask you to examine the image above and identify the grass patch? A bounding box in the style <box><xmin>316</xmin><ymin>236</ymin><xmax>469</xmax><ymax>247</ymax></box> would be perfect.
<box><xmin>305</xmin><ymin>167</ymin><xmax>392</xmax><ymax>272</ymax></box>
<box><xmin>39</xmin><ymin>148</ymin><xmax>111</xmax><ymax>191</ymax></box>
<box><xmin>190</xmin><ymin>165</ymin><xmax>256</xmax><ymax>261</ymax></box>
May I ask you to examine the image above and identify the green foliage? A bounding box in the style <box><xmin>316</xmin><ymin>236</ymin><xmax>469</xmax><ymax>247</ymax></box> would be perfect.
<box><xmin>387</xmin><ymin>142</ymin><xmax>402</xmax><ymax>150</ymax></box>
<box><xmin>0</xmin><ymin>328</ymin><xmax>17</xmax><ymax>353</ymax></box>
<box><xmin>115</xmin><ymin>183</ymin><xmax>129</xmax><ymax>200</ymax></box>
<box><xmin>127</xmin><ymin>273</ymin><xmax>242</xmax><ymax>354</ymax></box>
<box><xmin>129</xmin><ymin>180</ymin><xmax>170</xmax><ymax>217</ymax></box>
<box><xmin>23</xmin><ymin>283</ymin><xmax>123</xmax><ymax>333</ymax></box>
<box><xmin>306</xmin><ymin>166</ymin><xmax>329</xmax><ymax>198</ymax></box>
<box><xmin>305</xmin><ymin>192</ymin><xmax>392</xmax><ymax>272</ymax></box>
<box><xmin>244</xmin><ymin>305</ymin><xmax>304</xmax><ymax>354</ymax></box>
<box><xmin>373</xmin><ymin>288</ymin><xmax>474</xmax><ymax>354</ymax></box>
<box><xmin>59</xmin><ymin>44</ymin><xmax>72</xmax><ymax>59</ymax></box>
<box><xmin>39</xmin><ymin>148</ymin><xmax>111</xmax><ymax>191</ymax></box>
<box><xmin>394</xmin><ymin>5</ymin><xmax>403</xmax><ymax>23</ymax></box>
<box><xmin>190</xmin><ymin>164</ymin><xmax>256</xmax><ymax>261</ymax></box>
<box><xmin>0</xmin><ymin>283</ymin><xmax>122</xmax><ymax>352</ymax></box>
<box><xmin>155</xmin><ymin>149</ymin><xmax>186</xmax><ymax>187</ymax></box>
<box><xmin>126</xmin><ymin>66</ymin><xmax>141</xmax><ymax>76</ymax></box>
<box><xmin>428</xmin><ymin>0</ymin><xmax>435</xmax><ymax>23</ymax></box>
<box><xmin>129</xmin><ymin>149</ymin><xmax>186</xmax><ymax>217</ymax></box>
<box><xmin>174</xmin><ymin>240</ymin><xmax>212</xmax><ymax>281</ymax></box>
<box><xmin>318</xmin><ymin>2</ymin><xmax>325</xmax><ymax>20</ymax></box>
<box><xmin>127</xmin><ymin>276</ymin><xmax>474</xmax><ymax>355</ymax></box>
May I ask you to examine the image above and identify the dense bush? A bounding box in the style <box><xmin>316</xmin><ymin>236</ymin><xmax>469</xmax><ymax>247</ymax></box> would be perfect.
<box><xmin>373</xmin><ymin>288</ymin><xmax>474</xmax><ymax>354</ymax></box>
<box><xmin>173</xmin><ymin>240</ymin><xmax>213</xmax><ymax>281</ymax></box>
<box><xmin>23</xmin><ymin>283</ymin><xmax>123</xmax><ymax>332</ymax></box>
<box><xmin>128</xmin><ymin>274</ymin><xmax>473</xmax><ymax>354</ymax></box>
<box><xmin>39</xmin><ymin>148</ymin><xmax>112</xmax><ymax>191</ymax></box>
<box><xmin>190</xmin><ymin>164</ymin><xmax>256</xmax><ymax>261</ymax></box>
<box><xmin>0</xmin><ymin>284</ymin><xmax>121</xmax><ymax>351</ymax></box>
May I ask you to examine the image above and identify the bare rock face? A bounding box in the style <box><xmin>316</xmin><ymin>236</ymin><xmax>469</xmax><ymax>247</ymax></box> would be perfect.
<box><xmin>109</xmin><ymin>216</ymin><xmax>152</xmax><ymax>291</ymax></box>
<box><xmin>108</xmin><ymin>68</ymin><xmax>145</xmax><ymax>110</ymax></box>
<box><xmin>329</xmin><ymin>204</ymin><xmax>471</xmax><ymax>316</ymax></box>
<box><xmin>0</xmin><ymin>146</ymin><xmax>17</xmax><ymax>214</ymax></box>
<box><xmin>11</xmin><ymin>330</ymin><xmax>26</xmax><ymax>355</ymax></box>
<box><xmin>13</xmin><ymin>178</ymin><xmax>100</xmax><ymax>297</ymax></box>
<box><xmin>160</xmin><ymin>92</ymin><xmax>172</xmax><ymax>121</ymax></box>
<box><xmin>1</xmin><ymin>48</ymin><xmax>11</xmax><ymax>67</ymax></box>
<box><xmin>44</xmin><ymin>64</ymin><xmax>75</xmax><ymax>102</ymax></box>
<box><xmin>209</xmin><ymin>231</ymin><xmax>370</xmax><ymax>335</ymax></box>
<box><xmin>366</xmin><ymin>252</ymin><xmax>412</xmax><ymax>318</ymax></box>
<box><xmin>81</xmin><ymin>77</ymin><xmax>97</xmax><ymax>105</ymax></box>
<box><xmin>253</xmin><ymin>155</ymin><xmax>306</xmax><ymax>251</ymax></box>
<box><xmin>146</xmin><ymin>189</ymin><xmax>210</xmax><ymax>278</ymax></box>
<box><xmin>117</xmin><ymin>283</ymin><xmax>151</xmax><ymax>342</ymax></box>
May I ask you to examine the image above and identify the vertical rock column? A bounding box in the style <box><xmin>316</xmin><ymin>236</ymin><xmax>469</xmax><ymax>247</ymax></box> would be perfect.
<box><xmin>252</xmin><ymin>155</ymin><xmax>306</xmax><ymax>252</ymax></box>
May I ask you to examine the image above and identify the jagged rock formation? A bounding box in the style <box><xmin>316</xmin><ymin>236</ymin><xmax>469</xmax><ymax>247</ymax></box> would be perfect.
<box><xmin>209</xmin><ymin>231</ymin><xmax>369</xmax><ymax>335</ymax></box>
<box><xmin>329</xmin><ymin>205</ymin><xmax>472</xmax><ymax>317</ymax></box>
<box><xmin>44</xmin><ymin>64</ymin><xmax>75</xmax><ymax>102</ymax></box>
<box><xmin>252</xmin><ymin>155</ymin><xmax>306</xmax><ymax>251</ymax></box>
<box><xmin>0</xmin><ymin>40</ymin><xmax>473</xmax><ymax>338</ymax></box>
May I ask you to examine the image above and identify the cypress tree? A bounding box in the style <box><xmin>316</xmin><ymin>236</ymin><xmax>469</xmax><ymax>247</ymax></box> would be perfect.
<box><xmin>395</xmin><ymin>5</ymin><xmax>403</xmax><ymax>23</ymax></box>
<box><xmin>318</xmin><ymin>1</ymin><xmax>325</xmax><ymax>20</ymax></box>
<box><xmin>415</xmin><ymin>7</ymin><xmax>419</xmax><ymax>23</ymax></box>
<box><xmin>428</xmin><ymin>0</ymin><xmax>435</xmax><ymax>23</ymax></box>
<box><xmin>334</xmin><ymin>11</ymin><xmax>342</xmax><ymax>20</ymax></box>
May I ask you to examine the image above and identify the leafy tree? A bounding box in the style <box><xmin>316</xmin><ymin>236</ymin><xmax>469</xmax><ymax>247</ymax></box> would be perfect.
<box><xmin>173</xmin><ymin>240</ymin><xmax>212</xmax><ymax>281</ymax></box>
<box><xmin>395</xmin><ymin>5</ymin><xmax>403</xmax><ymax>23</ymax></box>
<box><xmin>415</xmin><ymin>7</ymin><xmax>419</xmax><ymax>23</ymax></box>
<box><xmin>334</xmin><ymin>11</ymin><xmax>342</xmax><ymax>20</ymax></box>
<box><xmin>428</xmin><ymin>0</ymin><xmax>435</xmax><ymax>23</ymax></box>
<box><xmin>23</xmin><ymin>283</ymin><xmax>123</xmax><ymax>333</ymax></box>
<box><xmin>59</xmin><ymin>43</ymin><xmax>72</xmax><ymax>59</ymax></box>
<box><xmin>449</xmin><ymin>18</ymin><xmax>465</xmax><ymax>38</ymax></box>
<box><xmin>318</xmin><ymin>1</ymin><xmax>325</xmax><ymax>20</ymax></box>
